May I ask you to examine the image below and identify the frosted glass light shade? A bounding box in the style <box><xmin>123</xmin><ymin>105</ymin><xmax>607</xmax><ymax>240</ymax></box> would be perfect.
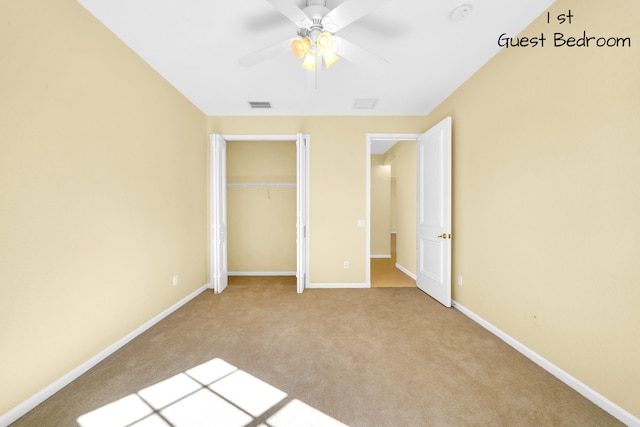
<box><xmin>301</xmin><ymin>51</ymin><xmax>316</xmax><ymax>71</ymax></box>
<box><xmin>316</xmin><ymin>32</ymin><xmax>334</xmax><ymax>52</ymax></box>
<box><xmin>291</xmin><ymin>37</ymin><xmax>311</xmax><ymax>59</ymax></box>
<box><xmin>321</xmin><ymin>50</ymin><xmax>339</xmax><ymax>68</ymax></box>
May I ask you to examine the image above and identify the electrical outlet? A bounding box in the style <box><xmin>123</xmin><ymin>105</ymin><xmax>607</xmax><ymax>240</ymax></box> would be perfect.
<box><xmin>457</xmin><ymin>275</ymin><xmax>463</xmax><ymax>286</ymax></box>
<box><xmin>343</xmin><ymin>261</ymin><xmax>350</xmax><ymax>269</ymax></box>
<box><xmin>172</xmin><ymin>275</ymin><xmax>179</xmax><ymax>286</ymax></box>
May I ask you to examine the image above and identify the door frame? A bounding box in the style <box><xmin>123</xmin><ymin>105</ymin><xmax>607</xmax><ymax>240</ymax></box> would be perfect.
<box><xmin>209</xmin><ymin>134</ymin><xmax>310</xmax><ymax>293</ymax></box>
<box><xmin>365</xmin><ymin>133</ymin><xmax>420</xmax><ymax>286</ymax></box>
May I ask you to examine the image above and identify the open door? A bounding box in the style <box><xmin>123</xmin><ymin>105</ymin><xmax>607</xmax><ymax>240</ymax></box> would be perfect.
<box><xmin>416</xmin><ymin>117</ymin><xmax>452</xmax><ymax>307</ymax></box>
<box><xmin>296</xmin><ymin>134</ymin><xmax>308</xmax><ymax>293</ymax></box>
<box><xmin>210</xmin><ymin>134</ymin><xmax>228</xmax><ymax>293</ymax></box>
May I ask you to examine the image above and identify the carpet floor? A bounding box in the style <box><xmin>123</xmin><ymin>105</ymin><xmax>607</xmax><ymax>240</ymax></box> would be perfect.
<box><xmin>12</xmin><ymin>277</ymin><xmax>621</xmax><ymax>426</ymax></box>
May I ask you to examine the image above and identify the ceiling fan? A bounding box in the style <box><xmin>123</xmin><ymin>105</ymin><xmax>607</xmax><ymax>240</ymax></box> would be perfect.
<box><xmin>239</xmin><ymin>0</ymin><xmax>391</xmax><ymax>73</ymax></box>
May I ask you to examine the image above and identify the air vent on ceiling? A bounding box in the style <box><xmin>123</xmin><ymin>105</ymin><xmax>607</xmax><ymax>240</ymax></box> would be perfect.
<box><xmin>353</xmin><ymin>98</ymin><xmax>378</xmax><ymax>110</ymax></box>
<box><xmin>249</xmin><ymin>101</ymin><xmax>272</xmax><ymax>109</ymax></box>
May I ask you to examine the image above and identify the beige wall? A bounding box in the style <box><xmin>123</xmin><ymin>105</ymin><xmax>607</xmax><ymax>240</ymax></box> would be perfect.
<box><xmin>384</xmin><ymin>141</ymin><xmax>417</xmax><ymax>275</ymax></box>
<box><xmin>208</xmin><ymin>117</ymin><xmax>427</xmax><ymax>284</ymax></box>
<box><xmin>227</xmin><ymin>141</ymin><xmax>296</xmax><ymax>272</ymax></box>
<box><xmin>227</xmin><ymin>140</ymin><xmax>297</xmax><ymax>184</ymax></box>
<box><xmin>0</xmin><ymin>0</ymin><xmax>207</xmax><ymax>415</ymax></box>
<box><xmin>370</xmin><ymin>155</ymin><xmax>391</xmax><ymax>256</ymax></box>
<box><xmin>425</xmin><ymin>0</ymin><xmax>640</xmax><ymax>418</ymax></box>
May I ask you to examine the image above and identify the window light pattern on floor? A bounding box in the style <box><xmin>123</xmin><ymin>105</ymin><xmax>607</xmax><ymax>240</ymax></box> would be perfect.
<box><xmin>76</xmin><ymin>358</ymin><xmax>348</xmax><ymax>427</ymax></box>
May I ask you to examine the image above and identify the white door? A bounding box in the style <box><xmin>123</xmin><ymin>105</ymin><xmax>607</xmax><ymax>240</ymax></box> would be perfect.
<box><xmin>296</xmin><ymin>134</ymin><xmax>308</xmax><ymax>293</ymax></box>
<box><xmin>210</xmin><ymin>134</ymin><xmax>228</xmax><ymax>293</ymax></box>
<box><xmin>416</xmin><ymin>117</ymin><xmax>452</xmax><ymax>307</ymax></box>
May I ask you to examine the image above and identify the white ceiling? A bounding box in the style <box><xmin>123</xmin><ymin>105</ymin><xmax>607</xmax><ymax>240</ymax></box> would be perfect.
<box><xmin>77</xmin><ymin>0</ymin><xmax>554</xmax><ymax>116</ymax></box>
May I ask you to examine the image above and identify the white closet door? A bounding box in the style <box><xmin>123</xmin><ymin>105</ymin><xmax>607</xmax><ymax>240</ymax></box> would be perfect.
<box><xmin>296</xmin><ymin>134</ymin><xmax>308</xmax><ymax>293</ymax></box>
<box><xmin>211</xmin><ymin>134</ymin><xmax>228</xmax><ymax>293</ymax></box>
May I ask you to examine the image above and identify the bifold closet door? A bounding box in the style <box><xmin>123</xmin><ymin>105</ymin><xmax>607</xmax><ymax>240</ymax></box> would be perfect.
<box><xmin>210</xmin><ymin>134</ymin><xmax>228</xmax><ymax>293</ymax></box>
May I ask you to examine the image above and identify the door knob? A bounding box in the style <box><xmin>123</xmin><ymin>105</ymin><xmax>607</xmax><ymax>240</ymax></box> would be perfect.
<box><xmin>437</xmin><ymin>233</ymin><xmax>451</xmax><ymax>239</ymax></box>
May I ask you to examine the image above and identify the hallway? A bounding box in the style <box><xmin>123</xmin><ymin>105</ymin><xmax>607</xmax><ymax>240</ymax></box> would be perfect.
<box><xmin>371</xmin><ymin>233</ymin><xmax>416</xmax><ymax>287</ymax></box>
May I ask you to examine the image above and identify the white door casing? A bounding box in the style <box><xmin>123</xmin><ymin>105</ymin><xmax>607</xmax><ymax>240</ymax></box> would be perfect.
<box><xmin>416</xmin><ymin>117</ymin><xmax>452</xmax><ymax>307</ymax></box>
<box><xmin>210</xmin><ymin>134</ymin><xmax>228</xmax><ymax>293</ymax></box>
<box><xmin>210</xmin><ymin>134</ymin><xmax>309</xmax><ymax>293</ymax></box>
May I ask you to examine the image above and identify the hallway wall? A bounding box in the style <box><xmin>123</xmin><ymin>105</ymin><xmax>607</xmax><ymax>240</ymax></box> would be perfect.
<box><xmin>370</xmin><ymin>154</ymin><xmax>391</xmax><ymax>257</ymax></box>
<box><xmin>384</xmin><ymin>141</ymin><xmax>417</xmax><ymax>276</ymax></box>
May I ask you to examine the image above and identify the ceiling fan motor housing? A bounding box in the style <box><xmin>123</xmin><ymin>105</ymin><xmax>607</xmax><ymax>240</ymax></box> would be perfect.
<box><xmin>306</xmin><ymin>0</ymin><xmax>326</xmax><ymax>7</ymax></box>
<box><xmin>303</xmin><ymin>5</ymin><xmax>330</xmax><ymax>23</ymax></box>
<box><xmin>297</xmin><ymin>0</ymin><xmax>334</xmax><ymax>43</ymax></box>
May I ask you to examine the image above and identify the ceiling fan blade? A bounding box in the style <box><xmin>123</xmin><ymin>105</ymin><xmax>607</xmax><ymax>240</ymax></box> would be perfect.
<box><xmin>264</xmin><ymin>0</ymin><xmax>309</xmax><ymax>26</ymax></box>
<box><xmin>239</xmin><ymin>38</ymin><xmax>293</xmax><ymax>67</ymax></box>
<box><xmin>324</xmin><ymin>0</ymin><xmax>390</xmax><ymax>31</ymax></box>
<box><xmin>243</xmin><ymin>10</ymin><xmax>291</xmax><ymax>31</ymax></box>
<box><xmin>335</xmin><ymin>37</ymin><xmax>389</xmax><ymax>75</ymax></box>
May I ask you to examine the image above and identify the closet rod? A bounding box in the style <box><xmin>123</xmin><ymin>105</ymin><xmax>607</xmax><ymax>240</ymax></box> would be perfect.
<box><xmin>227</xmin><ymin>183</ymin><xmax>296</xmax><ymax>188</ymax></box>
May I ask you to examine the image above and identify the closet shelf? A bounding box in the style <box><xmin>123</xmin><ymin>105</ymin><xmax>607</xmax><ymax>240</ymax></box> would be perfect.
<box><xmin>227</xmin><ymin>183</ymin><xmax>296</xmax><ymax>188</ymax></box>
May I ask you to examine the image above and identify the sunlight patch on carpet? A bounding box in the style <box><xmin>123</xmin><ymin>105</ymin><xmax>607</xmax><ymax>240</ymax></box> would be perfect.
<box><xmin>77</xmin><ymin>357</ymin><xmax>348</xmax><ymax>427</ymax></box>
<box><xmin>209</xmin><ymin>370</ymin><xmax>287</xmax><ymax>417</ymax></box>
<box><xmin>268</xmin><ymin>399</ymin><xmax>349</xmax><ymax>427</ymax></box>
<box><xmin>76</xmin><ymin>394</ymin><xmax>153</xmax><ymax>426</ymax></box>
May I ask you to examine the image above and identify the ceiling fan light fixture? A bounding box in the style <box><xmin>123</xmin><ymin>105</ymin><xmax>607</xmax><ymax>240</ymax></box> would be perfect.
<box><xmin>301</xmin><ymin>50</ymin><xmax>317</xmax><ymax>71</ymax></box>
<box><xmin>316</xmin><ymin>31</ymin><xmax>335</xmax><ymax>52</ymax></box>
<box><xmin>316</xmin><ymin>32</ymin><xmax>339</xmax><ymax>68</ymax></box>
<box><xmin>321</xmin><ymin>49</ymin><xmax>339</xmax><ymax>68</ymax></box>
<box><xmin>291</xmin><ymin>37</ymin><xmax>311</xmax><ymax>59</ymax></box>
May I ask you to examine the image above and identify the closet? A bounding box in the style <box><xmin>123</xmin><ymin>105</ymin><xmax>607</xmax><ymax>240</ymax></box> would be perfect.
<box><xmin>226</xmin><ymin>140</ymin><xmax>297</xmax><ymax>276</ymax></box>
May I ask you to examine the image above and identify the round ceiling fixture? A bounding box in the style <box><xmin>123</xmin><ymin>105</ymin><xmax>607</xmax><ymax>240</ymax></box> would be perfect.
<box><xmin>449</xmin><ymin>4</ymin><xmax>473</xmax><ymax>21</ymax></box>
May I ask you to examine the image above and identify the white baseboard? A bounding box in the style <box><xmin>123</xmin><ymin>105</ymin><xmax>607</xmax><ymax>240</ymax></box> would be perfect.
<box><xmin>229</xmin><ymin>271</ymin><xmax>296</xmax><ymax>276</ymax></box>
<box><xmin>0</xmin><ymin>284</ymin><xmax>210</xmax><ymax>427</ymax></box>
<box><xmin>370</xmin><ymin>254</ymin><xmax>391</xmax><ymax>259</ymax></box>
<box><xmin>452</xmin><ymin>300</ymin><xmax>640</xmax><ymax>427</ymax></box>
<box><xmin>395</xmin><ymin>263</ymin><xmax>417</xmax><ymax>280</ymax></box>
<box><xmin>307</xmin><ymin>282</ymin><xmax>369</xmax><ymax>289</ymax></box>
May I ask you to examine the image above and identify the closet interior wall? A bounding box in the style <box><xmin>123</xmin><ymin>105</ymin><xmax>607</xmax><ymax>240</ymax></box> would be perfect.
<box><xmin>226</xmin><ymin>140</ymin><xmax>297</xmax><ymax>275</ymax></box>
